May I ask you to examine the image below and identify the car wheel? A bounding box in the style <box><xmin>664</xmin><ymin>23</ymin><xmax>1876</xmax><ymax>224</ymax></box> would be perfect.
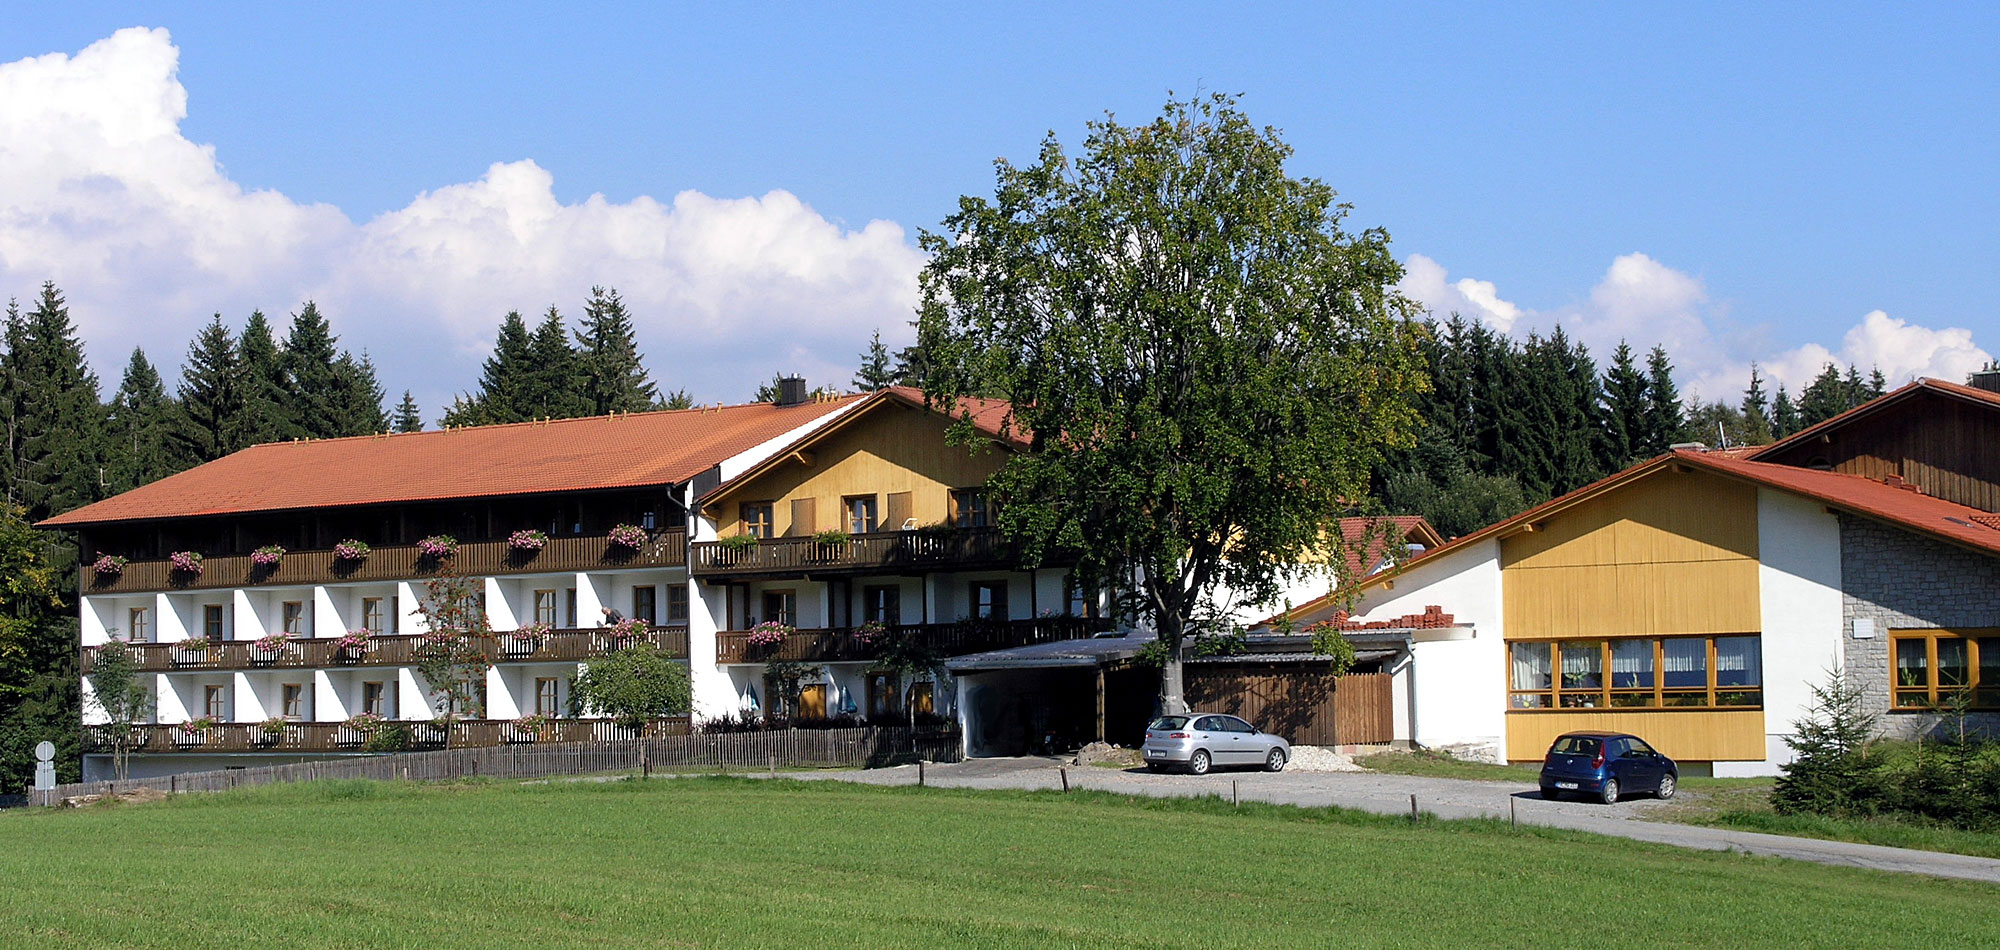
<box><xmin>1188</xmin><ymin>749</ymin><xmax>1212</xmax><ymax>776</ymax></box>
<box><xmin>1656</xmin><ymin>773</ymin><xmax>1677</xmax><ymax>800</ymax></box>
<box><xmin>1598</xmin><ymin>778</ymin><xmax>1620</xmax><ymax>805</ymax></box>
<box><xmin>1265</xmin><ymin>748</ymin><xmax>1287</xmax><ymax>773</ymax></box>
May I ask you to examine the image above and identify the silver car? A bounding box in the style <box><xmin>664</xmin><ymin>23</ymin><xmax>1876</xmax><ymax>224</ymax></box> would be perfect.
<box><xmin>1141</xmin><ymin>713</ymin><xmax>1291</xmax><ymax>774</ymax></box>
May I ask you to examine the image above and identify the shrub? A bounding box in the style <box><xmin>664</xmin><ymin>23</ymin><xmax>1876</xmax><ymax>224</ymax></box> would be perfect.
<box><xmin>569</xmin><ymin>643</ymin><xmax>692</xmax><ymax>729</ymax></box>
<box><xmin>1772</xmin><ymin>668</ymin><xmax>1877</xmax><ymax>817</ymax></box>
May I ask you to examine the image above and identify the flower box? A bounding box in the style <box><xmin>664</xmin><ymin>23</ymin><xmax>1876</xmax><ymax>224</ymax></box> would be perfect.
<box><xmin>332</xmin><ymin>539</ymin><xmax>371</xmax><ymax>562</ymax></box>
<box><xmin>417</xmin><ymin>534</ymin><xmax>458</xmax><ymax>559</ymax></box>
<box><xmin>91</xmin><ymin>553</ymin><xmax>127</xmax><ymax>577</ymax></box>
<box><xmin>335</xmin><ymin>629</ymin><xmax>373</xmax><ymax>660</ymax></box>
<box><xmin>507</xmin><ymin>622</ymin><xmax>554</xmax><ymax>657</ymax></box>
<box><xmin>603</xmin><ymin>618</ymin><xmax>651</xmax><ymax>647</ymax></box>
<box><xmin>745</xmin><ymin>621</ymin><xmax>795</xmax><ymax>648</ymax></box>
<box><xmin>168</xmin><ymin>551</ymin><xmax>203</xmax><ymax>576</ymax></box>
<box><xmin>508</xmin><ymin>529</ymin><xmax>550</xmax><ymax>552</ymax></box>
<box><xmin>607</xmin><ymin>523</ymin><xmax>648</xmax><ymax>550</ymax></box>
<box><xmin>250</xmin><ymin>544</ymin><xmax>286</xmax><ymax>568</ymax></box>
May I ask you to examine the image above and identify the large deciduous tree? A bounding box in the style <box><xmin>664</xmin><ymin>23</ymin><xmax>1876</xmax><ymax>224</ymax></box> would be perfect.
<box><xmin>915</xmin><ymin>94</ymin><xmax>1427</xmax><ymax>713</ymax></box>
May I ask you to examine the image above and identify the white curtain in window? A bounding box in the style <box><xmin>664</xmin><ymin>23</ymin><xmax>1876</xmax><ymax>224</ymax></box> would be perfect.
<box><xmin>1511</xmin><ymin>643</ymin><xmax>1551</xmax><ymax>691</ymax></box>
<box><xmin>1714</xmin><ymin>636</ymin><xmax>1762</xmax><ymax>686</ymax></box>
<box><xmin>1559</xmin><ymin>641</ymin><xmax>1602</xmax><ymax>687</ymax></box>
<box><xmin>1610</xmin><ymin>639</ymin><xmax>1654</xmax><ymax>687</ymax></box>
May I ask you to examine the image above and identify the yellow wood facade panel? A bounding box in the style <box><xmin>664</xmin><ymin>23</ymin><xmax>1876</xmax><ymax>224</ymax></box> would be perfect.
<box><xmin>709</xmin><ymin>405</ymin><xmax>1006</xmax><ymax>537</ymax></box>
<box><xmin>1505</xmin><ymin>709</ymin><xmax>1767</xmax><ymax>762</ymax></box>
<box><xmin>1502</xmin><ymin>470</ymin><xmax>1761</xmax><ymax>639</ymax></box>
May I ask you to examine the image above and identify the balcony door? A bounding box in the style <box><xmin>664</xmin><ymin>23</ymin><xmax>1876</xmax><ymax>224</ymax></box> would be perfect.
<box><xmin>969</xmin><ymin>581</ymin><xmax>1008</xmax><ymax>621</ymax></box>
<box><xmin>863</xmin><ymin>585</ymin><xmax>901</xmax><ymax>625</ymax></box>
<box><xmin>761</xmin><ymin>590</ymin><xmax>797</xmax><ymax>627</ymax></box>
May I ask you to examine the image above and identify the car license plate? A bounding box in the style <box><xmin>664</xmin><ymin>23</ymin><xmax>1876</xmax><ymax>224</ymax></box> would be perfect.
<box><xmin>1555</xmin><ymin>781</ymin><xmax>1579</xmax><ymax>790</ymax></box>
<box><xmin>1146</xmin><ymin>749</ymin><xmax>1163</xmax><ymax>757</ymax></box>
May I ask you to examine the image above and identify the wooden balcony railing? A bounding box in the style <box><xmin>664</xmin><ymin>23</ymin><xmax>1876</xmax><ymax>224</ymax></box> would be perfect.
<box><xmin>689</xmin><ymin>528</ymin><xmax>1030</xmax><ymax>578</ymax></box>
<box><xmin>82</xmin><ymin>716</ymin><xmax>693</xmax><ymax>755</ymax></box>
<box><xmin>79</xmin><ymin>626</ymin><xmax>691</xmax><ymax>674</ymax></box>
<box><xmin>83</xmin><ymin>529</ymin><xmax>688</xmax><ymax>595</ymax></box>
<box><xmin>715</xmin><ymin>617</ymin><xmax>1110</xmax><ymax>664</ymax></box>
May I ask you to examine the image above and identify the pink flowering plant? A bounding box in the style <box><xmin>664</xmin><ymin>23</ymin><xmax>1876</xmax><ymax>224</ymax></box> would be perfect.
<box><xmin>259</xmin><ymin>716</ymin><xmax>289</xmax><ymax>738</ymax></box>
<box><xmin>515</xmin><ymin>622</ymin><xmax>554</xmax><ymax>643</ymax></box>
<box><xmin>250</xmin><ymin>544</ymin><xmax>286</xmax><ymax>567</ymax></box>
<box><xmin>335</xmin><ymin>629</ymin><xmax>373</xmax><ymax>652</ymax></box>
<box><xmin>417</xmin><ymin>534</ymin><xmax>458</xmax><ymax>559</ymax></box>
<box><xmin>513</xmin><ymin>713</ymin><xmax>554</xmax><ymax>731</ymax></box>
<box><xmin>332</xmin><ymin>539</ymin><xmax>371</xmax><ymax>561</ymax></box>
<box><xmin>745</xmin><ymin>620</ymin><xmax>794</xmax><ymax>647</ymax></box>
<box><xmin>178</xmin><ymin>636</ymin><xmax>211</xmax><ymax>653</ymax></box>
<box><xmin>254</xmin><ymin>632</ymin><xmax>290</xmax><ymax>652</ymax></box>
<box><xmin>607</xmin><ymin>523</ymin><xmax>648</xmax><ymax>550</ymax></box>
<box><xmin>168</xmin><ymin>550</ymin><xmax>204</xmax><ymax>576</ymax></box>
<box><xmin>91</xmin><ymin>553</ymin><xmax>127</xmax><ymax>576</ymax></box>
<box><xmin>604</xmin><ymin>617</ymin><xmax>651</xmax><ymax>645</ymax></box>
<box><xmin>342</xmin><ymin>712</ymin><xmax>386</xmax><ymax>732</ymax></box>
<box><xmin>508</xmin><ymin>529</ymin><xmax>550</xmax><ymax>552</ymax></box>
<box><xmin>853</xmin><ymin>620</ymin><xmax>890</xmax><ymax>646</ymax></box>
<box><xmin>178</xmin><ymin>716</ymin><xmax>219</xmax><ymax>735</ymax></box>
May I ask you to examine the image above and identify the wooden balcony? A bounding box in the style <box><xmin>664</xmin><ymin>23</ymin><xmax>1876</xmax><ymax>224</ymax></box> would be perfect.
<box><xmin>689</xmin><ymin>528</ymin><xmax>1028</xmax><ymax>579</ymax></box>
<box><xmin>715</xmin><ymin>617</ymin><xmax>1111</xmax><ymax>664</ymax></box>
<box><xmin>83</xmin><ymin>716</ymin><xmax>693</xmax><ymax>755</ymax></box>
<box><xmin>82</xmin><ymin>529</ymin><xmax>688</xmax><ymax>595</ymax></box>
<box><xmin>79</xmin><ymin>626</ymin><xmax>691</xmax><ymax>674</ymax></box>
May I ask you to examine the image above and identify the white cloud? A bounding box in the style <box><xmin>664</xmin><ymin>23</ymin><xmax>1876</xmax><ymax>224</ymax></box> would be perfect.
<box><xmin>1399</xmin><ymin>252</ymin><xmax>1991</xmax><ymax>404</ymax></box>
<box><xmin>0</xmin><ymin>28</ymin><xmax>925</xmax><ymax>412</ymax></box>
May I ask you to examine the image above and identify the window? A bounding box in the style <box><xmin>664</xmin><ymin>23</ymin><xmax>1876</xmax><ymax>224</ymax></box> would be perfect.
<box><xmin>1892</xmin><ymin>631</ymin><xmax>2000</xmax><ymax>709</ymax></box>
<box><xmin>863</xmin><ymin>585</ymin><xmax>901</xmax><ymax>625</ymax></box>
<box><xmin>203</xmin><ymin>604</ymin><xmax>225</xmax><ymax>641</ymax></box>
<box><xmin>565</xmin><ymin>588</ymin><xmax>578</xmax><ymax>627</ymax></box>
<box><xmin>741</xmin><ymin>503</ymin><xmax>775</xmax><ymax>539</ymax></box>
<box><xmin>127</xmin><ymin>607</ymin><xmax>151</xmax><ymax>643</ymax></box>
<box><xmin>633</xmin><ymin>586</ymin><xmax>657</xmax><ymax>625</ymax></box>
<box><xmin>281</xmin><ymin>683</ymin><xmax>304</xmax><ymax>720</ymax></box>
<box><xmin>844</xmin><ymin>495</ymin><xmax>878</xmax><ymax>534</ymax></box>
<box><xmin>1510</xmin><ymin>636</ymin><xmax>1763</xmax><ymax>711</ymax></box>
<box><xmin>204</xmin><ymin>684</ymin><xmax>226</xmax><ymax>719</ymax></box>
<box><xmin>666</xmin><ymin>585</ymin><xmax>689</xmax><ymax>623</ymax></box>
<box><xmin>909</xmin><ymin>681</ymin><xmax>933</xmax><ymax>716</ymax></box>
<box><xmin>388</xmin><ymin>595</ymin><xmax>399</xmax><ymax>634</ymax></box>
<box><xmin>362</xmin><ymin>682</ymin><xmax>386</xmax><ymax>717</ymax></box>
<box><xmin>534</xmin><ymin>589</ymin><xmax>558</xmax><ymax>626</ymax></box>
<box><xmin>1065</xmin><ymin>575</ymin><xmax>1099</xmax><ymax>619</ymax></box>
<box><xmin>969</xmin><ymin>581</ymin><xmax>1008</xmax><ymax>621</ymax></box>
<box><xmin>867</xmin><ymin>673</ymin><xmax>898</xmax><ymax>720</ymax></box>
<box><xmin>535</xmin><ymin>678</ymin><xmax>560</xmax><ymax>717</ymax></box>
<box><xmin>282</xmin><ymin>601</ymin><xmax>305</xmax><ymax>635</ymax></box>
<box><xmin>761</xmin><ymin>590</ymin><xmax>796</xmax><ymax>627</ymax></box>
<box><xmin>362</xmin><ymin>597</ymin><xmax>384</xmax><ymax>634</ymax></box>
<box><xmin>641</xmin><ymin>508</ymin><xmax>658</xmax><ymax>531</ymax></box>
<box><xmin>950</xmin><ymin>489</ymin><xmax>990</xmax><ymax>528</ymax></box>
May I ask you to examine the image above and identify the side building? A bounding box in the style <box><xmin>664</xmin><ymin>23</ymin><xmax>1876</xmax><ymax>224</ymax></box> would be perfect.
<box><xmin>1267</xmin><ymin>377</ymin><xmax>2000</xmax><ymax>776</ymax></box>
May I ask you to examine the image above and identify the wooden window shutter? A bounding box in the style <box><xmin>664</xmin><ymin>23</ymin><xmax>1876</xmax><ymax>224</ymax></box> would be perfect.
<box><xmin>789</xmin><ymin>497</ymin><xmax>817</xmax><ymax>536</ymax></box>
<box><xmin>885</xmin><ymin>492</ymin><xmax>913</xmax><ymax>531</ymax></box>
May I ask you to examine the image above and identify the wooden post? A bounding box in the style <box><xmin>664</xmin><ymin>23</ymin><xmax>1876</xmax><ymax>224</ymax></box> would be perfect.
<box><xmin>1095</xmin><ymin>667</ymin><xmax>1107</xmax><ymax>743</ymax></box>
<box><xmin>1510</xmin><ymin>796</ymin><xmax>1517</xmax><ymax>828</ymax></box>
<box><xmin>918</xmin><ymin>761</ymin><xmax>926</xmax><ymax>787</ymax></box>
<box><xmin>1409</xmin><ymin>794</ymin><xmax>1419</xmax><ymax>824</ymax></box>
<box><xmin>1232</xmin><ymin>780</ymin><xmax>1239</xmax><ymax>807</ymax></box>
<box><xmin>769</xmin><ymin>754</ymin><xmax>776</xmax><ymax>779</ymax></box>
<box><xmin>1059</xmin><ymin>767</ymin><xmax>1069</xmax><ymax>792</ymax></box>
<box><xmin>641</xmin><ymin>745</ymin><xmax>650</xmax><ymax>779</ymax></box>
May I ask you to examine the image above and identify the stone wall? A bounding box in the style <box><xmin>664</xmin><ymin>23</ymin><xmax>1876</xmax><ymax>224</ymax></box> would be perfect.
<box><xmin>1839</xmin><ymin>515</ymin><xmax>2000</xmax><ymax>739</ymax></box>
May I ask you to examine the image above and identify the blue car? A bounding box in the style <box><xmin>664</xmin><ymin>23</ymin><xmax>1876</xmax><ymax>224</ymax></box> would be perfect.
<box><xmin>1538</xmin><ymin>731</ymin><xmax>1678</xmax><ymax>804</ymax></box>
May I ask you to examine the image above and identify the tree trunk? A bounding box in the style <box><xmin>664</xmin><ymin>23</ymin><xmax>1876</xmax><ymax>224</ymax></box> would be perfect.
<box><xmin>1156</xmin><ymin>610</ymin><xmax>1189</xmax><ymax>715</ymax></box>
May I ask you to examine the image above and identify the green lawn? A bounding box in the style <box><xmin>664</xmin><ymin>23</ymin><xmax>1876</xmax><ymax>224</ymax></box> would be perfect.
<box><xmin>3</xmin><ymin>777</ymin><xmax>1996</xmax><ymax>949</ymax></box>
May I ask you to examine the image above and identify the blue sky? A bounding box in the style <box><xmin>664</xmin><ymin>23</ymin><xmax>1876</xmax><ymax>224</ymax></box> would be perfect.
<box><xmin>1</xmin><ymin>4</ymin><xmax>1993</xmax><ymax>411</ymax></box>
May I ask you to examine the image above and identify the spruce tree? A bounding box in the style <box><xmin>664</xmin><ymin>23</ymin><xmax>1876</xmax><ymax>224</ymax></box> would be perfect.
<box><xmin>392</xmin><ymin>391</ymin><xmax>424</xmax><ymax>433</ymax></box>
<box><xmin>105</xmin><ymin>348</ymin><xmax>177</xmax><ymax>493</ymax></box>
<box><xmin>443</xmin><ymin>310</ymin><xmax>535</xmax><ymax>427</ymax></box>
<box><xmin>1772</xmin><ymin>385</ymin><xmax>1800</xmax><ymax>438</ymax></box>
<box><xmin>1868</xmin><ymin>367</ymin><xmax>1888</xmax><ymax>399</ymax></box>
<box><xmin>853</xmin><ymin>330</ymin><xmax>896</xmax><ymax>391</ymax></box>
<box><xmin>11</xmin><ymin>283</ymin><xmax>106</xmax><ymax>521</ymax></box>
<box><xmin>1641</xmin><ymin>345</ymin><xmax>1685</xmax><ymax>456</ymax></box>
<box><xmin>575</xmin><ymin>287</ymin><xmax>658</xmax><ymax>414</ymax></box>
<box><xmin>528</xmin><ymin>306</ymin><xmax>590</xmax><ymax>419</ymax></box>
<box><xmin>1798</xmin><ymin>362</ymin><xmax>1850</xmax><ymax>426</ymax></box>
<box><xmin>1739</xmin><ymin>364</ymin><xmax>1773</xmax><ymax>444</ymax></box>
<box><xmin>655</xmin><ymin>389</ymin><xmax>695</xmax><ymax>410</ymax></box>
<box><xmin>281</xmin><ymin>302</ymin><xmax>346</xmax><ymax>439</ymax></box>
<box><xmin>1601</xmin><ymin>341</ymin><xmax>1649</xmax><ymax>465</ymax></box>
<box><xmin>172</xmin><ymin>315</ymin><xmax>246</xmax><ymax>464</ymax></box>
<box><xmin>331</xmin><ymin>352</ymin><xmax>389</xmax><ymax>435</ymax></box>
<box><xmin>238</xmin><ymin>310</ymin><xmax>297</xmax><ymax>444</ymax></box>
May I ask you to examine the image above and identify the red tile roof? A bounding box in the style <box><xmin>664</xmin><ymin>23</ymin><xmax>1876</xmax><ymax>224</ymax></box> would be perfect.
<box><xmin>1332</xmin><ymin>516</ymin><xmax>1445</xmax><ymax>578</ymax></box>
<box><xmin>883</xmin><ymin>386</ymin><xmax>1026</xmax><ymax>446</ymax></box>
<box><xmin>1749</xmin><ymin>377</ymin><xmax>2000</xmax><ymax>462</ymax></box>
<box><xmin>1267</xmin><ymin>446</ymin><xmax>2000</xmax><ymax>626</ymax></box>
<box><xmin>41</xmin><ymin>396</ymin><xmax>866</xmax><ymax>527</ymax></box>
<box><xmin>1307</xmin><ymin>605</ymin><xmax>1458</xmax><ymax>632</ymax></box>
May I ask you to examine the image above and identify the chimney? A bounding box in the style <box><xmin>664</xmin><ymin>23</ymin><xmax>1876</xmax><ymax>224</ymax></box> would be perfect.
<box><xmin>776</xmin><ymin>376</ymin><xmax>808</xmax><ymax>407</ymax></box>
<box><xmin>1970</xmin><ymin>362</ymin><xmax>2000</xmax><ymax>394</ymax></box>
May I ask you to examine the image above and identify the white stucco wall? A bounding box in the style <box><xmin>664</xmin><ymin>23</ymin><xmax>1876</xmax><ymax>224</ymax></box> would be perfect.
<box><xmin>1720</xmin><ymin>488</ymin><xmax>1847</xmax><ymax>777</ymax></box>
<box><xmin>1346</xmin><ymin>539</ymin><xmax>1506</xmax><ymax>758</ymax></box>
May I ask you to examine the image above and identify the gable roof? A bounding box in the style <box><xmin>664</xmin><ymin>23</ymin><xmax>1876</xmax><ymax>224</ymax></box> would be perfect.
<box><xmin>699</xmin><ymin>388</ymin><xmax>1024</xmax><ymax>506</ymax></box>
<box><xmin>1749</xmin><ymin>377</ymin><xmax>2000</xmax><ymax>462</ymax></box>
<box><xmin>40</xmin><ymin>396</ymin><xmax>865</xmax><ymax>527</ymax></box>
<box><xmin>1332</xmin><ymin>516</ymin><xmax>1445</xmax><ymax>578</ymax></box>
<box><xmin>1269</xmin><ymin>446</ymin><xmax>2000</xmax><ymax>625</ymax></box>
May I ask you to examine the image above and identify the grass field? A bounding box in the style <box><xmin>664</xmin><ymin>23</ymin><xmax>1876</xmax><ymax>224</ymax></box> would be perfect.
<box><xmin>4</xmin><ymin>777</ymin><xmax>1996</xmax><ymax>949</ymax></box>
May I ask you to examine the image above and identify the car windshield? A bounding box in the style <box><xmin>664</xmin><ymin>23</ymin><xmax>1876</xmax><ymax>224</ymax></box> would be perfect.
<box><xmin>1550</xmin><ymin>736</ymin><xmax>1601</xmax><ymax>756</ymax></box>
<box><xmin>1148</xmin><ymin>716</ymin><xmax>1190</xmax><ymax>730</ymax></box>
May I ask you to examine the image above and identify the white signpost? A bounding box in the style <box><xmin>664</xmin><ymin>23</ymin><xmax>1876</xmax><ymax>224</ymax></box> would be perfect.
<box><xmin>32</xmin><ymin>740</ymin><xmax>56</xmax><ymax>806</ymax></box>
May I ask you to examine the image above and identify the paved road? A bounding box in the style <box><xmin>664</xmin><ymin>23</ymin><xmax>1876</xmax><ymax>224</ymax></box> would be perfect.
<box><xmin>778</xmin><ymin>757</ymin><xmax>2000</xmax><ymax>884</ymax></box>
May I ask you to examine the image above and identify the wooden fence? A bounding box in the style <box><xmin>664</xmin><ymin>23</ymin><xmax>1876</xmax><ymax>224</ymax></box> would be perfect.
<box><xmin>1185</xmin><ymin>667</ymin><xmax>1393</xmax><ymax>746</ymax></box>
<box><xmin>42</xmin><ymin>726</ymin><xmax>961</xmax><ymax>804</ymax></box>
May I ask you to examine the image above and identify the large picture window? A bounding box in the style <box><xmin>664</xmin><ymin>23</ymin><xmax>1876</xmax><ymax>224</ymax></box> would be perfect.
<box><xmin>1510</xmin><ymin>636</ymin><xmax>1762</xmax><ymax>710</ymax></box>
<box><xmin>1892</xmin><ymin>630</ymin><xmax>2000</xmax><ymax>709</ymax></box>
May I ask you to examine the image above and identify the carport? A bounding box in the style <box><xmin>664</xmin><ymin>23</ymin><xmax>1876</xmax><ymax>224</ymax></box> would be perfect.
<box><xmin>947</xmin><ymin>633</ymin><xmax>1156</xmax><ymax>757</ymax></box>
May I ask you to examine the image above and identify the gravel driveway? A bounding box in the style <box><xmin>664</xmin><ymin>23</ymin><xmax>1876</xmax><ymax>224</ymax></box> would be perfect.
<box><xmin>780</xmin><ymin>757</ymin><xmax>2000</xmax><ymax>884</ymax></box>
